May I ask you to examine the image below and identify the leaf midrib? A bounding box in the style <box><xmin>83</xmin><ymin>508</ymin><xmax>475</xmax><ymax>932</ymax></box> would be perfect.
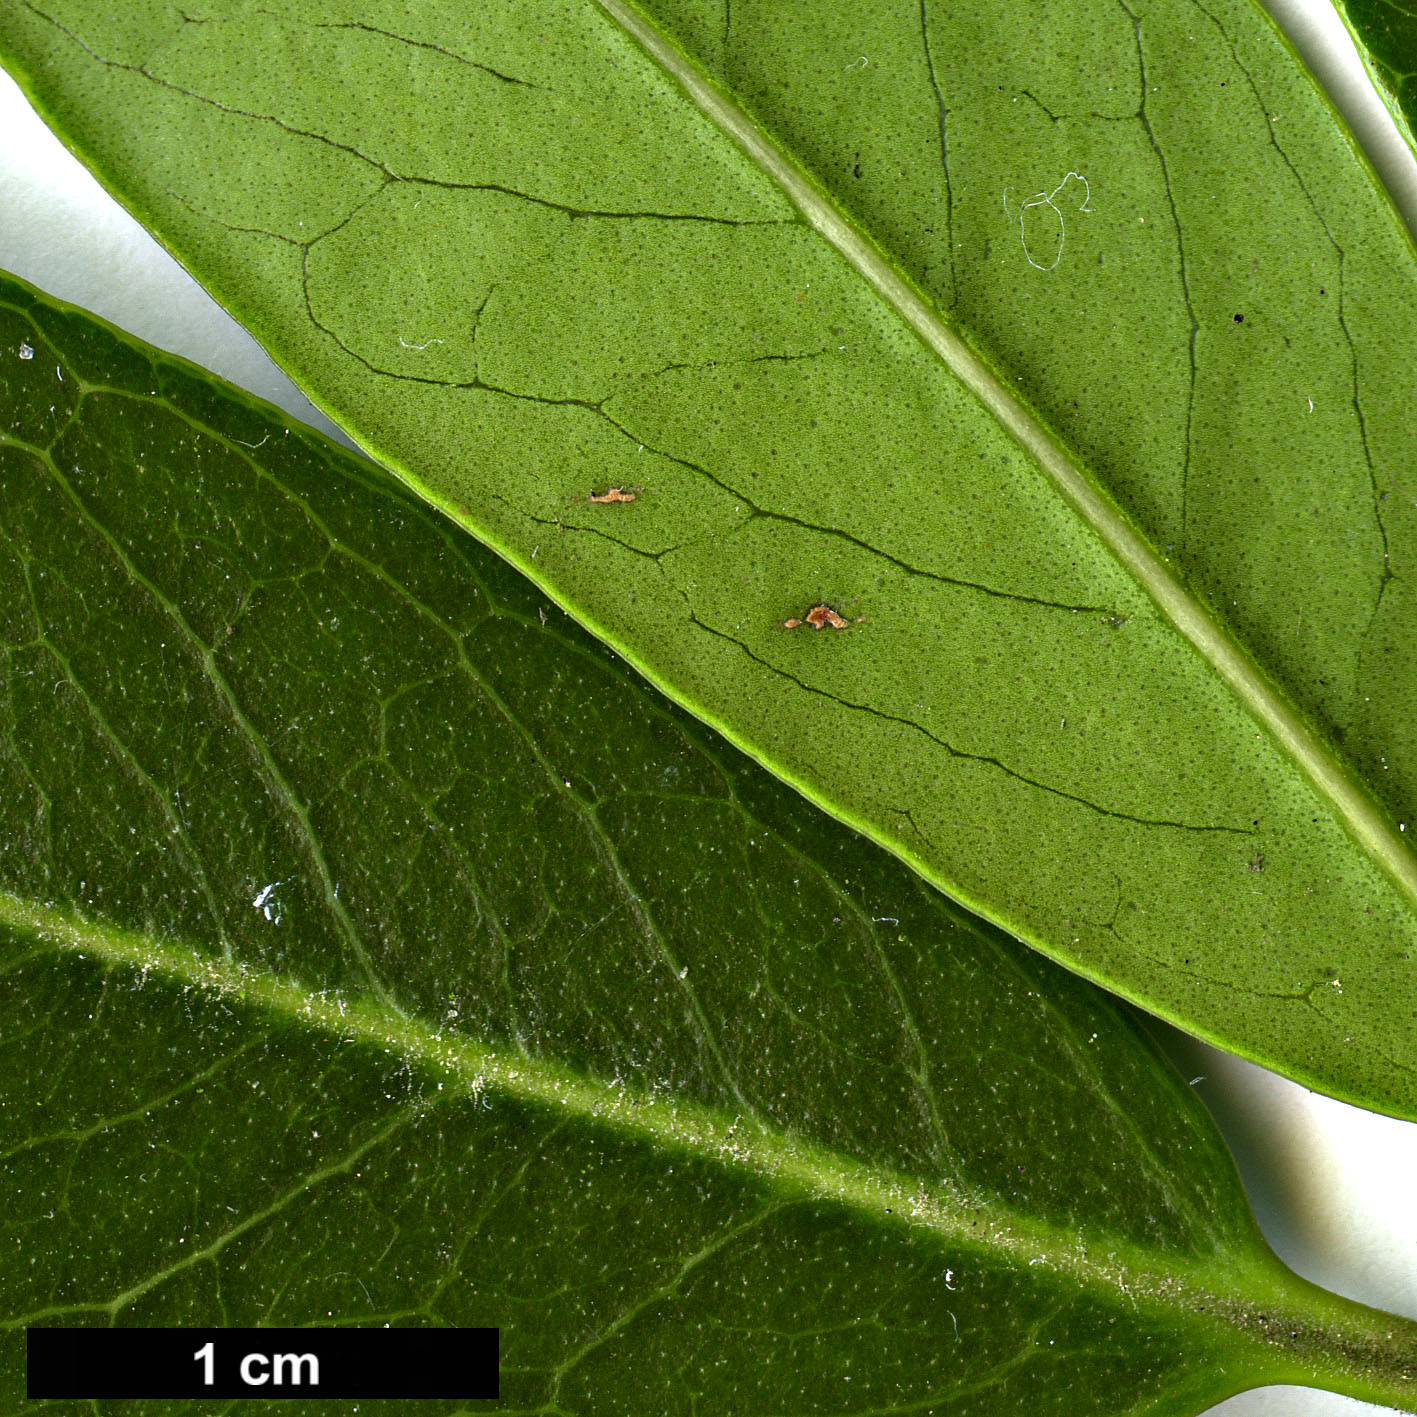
<box><xmin>589</xmin><ymin>0</ymin><xmax>1417</xmax><ymax>923</ymax></box>
<box><xmin>22</xmin><ymin>883</ymin><xmax>1417</xmax><ymax>1406</ymax></box>
<box><xmin>0</xmin><ymin>888</ymin><xmax>1314</xmax><ymax>1341</ymax></box>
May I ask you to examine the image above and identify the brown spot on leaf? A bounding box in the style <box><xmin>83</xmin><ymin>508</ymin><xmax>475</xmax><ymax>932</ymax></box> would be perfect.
<box><xmin>589</xmin><ymin>486</ymin><xmax>636</xmax><ymax>503</ymax></box>
<box><xmin>1249</xmin><ymin>852</ymin><xmax>1265</xmax><ymax>873</ymax></box>
<box><xmin>784</xmin><ymin>603</ymin><xmax>851</xmax><ymax>630</ymax></box>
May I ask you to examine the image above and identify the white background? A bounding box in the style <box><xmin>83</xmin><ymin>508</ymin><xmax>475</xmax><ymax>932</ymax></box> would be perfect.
<box><xmin>1</xmin><ymin>3</ymin><xmax>1414</xmax><ymax>1412</ymax></box>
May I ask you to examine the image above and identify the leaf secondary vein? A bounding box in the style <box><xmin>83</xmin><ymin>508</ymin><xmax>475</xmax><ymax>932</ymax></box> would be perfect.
<box><xmin>15</xmin><ymin>428</ymin><xmax>391</xmax><ymax>1005</ymax></box>
<box><xmin>587</xmin><ymin>0</ymin><xmax>1417</xmax><ymax>918</ymax></box>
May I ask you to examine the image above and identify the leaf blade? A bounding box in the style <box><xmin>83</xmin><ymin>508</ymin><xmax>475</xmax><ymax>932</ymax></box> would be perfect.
<box><xmin>2</xmin><ymin>0</ymin><xmax>1417</xmax><ymax>1115</ymax></box>
<box><xmin>1319</xmin><ymin>0</ymin><xmax>1417</xmax><ymax>156</ymax></box>
<box><xmin>3</xmin><ymin>268</ymin><xmax>1417</xmax><ymax>1413</ymax></box>
<box><xmin>598</xmin><ymin>0</ymin><xmax>1417</xmax><ymax>952</ymax></box>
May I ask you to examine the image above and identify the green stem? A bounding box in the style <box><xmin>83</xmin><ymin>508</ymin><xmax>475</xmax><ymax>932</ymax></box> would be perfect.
<box><xmin>1228</xmin><ymin>1255</ymin><xmax>1417</xmax><ymax>1411</ymax></box>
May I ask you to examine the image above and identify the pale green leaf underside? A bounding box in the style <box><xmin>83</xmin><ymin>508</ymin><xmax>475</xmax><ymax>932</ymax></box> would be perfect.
<box><xmin>4</xmin><ymin>272</ymin><xmax>1417</xmax><ymax>1415</ymax></box>
<box><xmin>3</xmin><ymin>0</ymin><xmax>1417</xmax><ymax>1114</ymax></box>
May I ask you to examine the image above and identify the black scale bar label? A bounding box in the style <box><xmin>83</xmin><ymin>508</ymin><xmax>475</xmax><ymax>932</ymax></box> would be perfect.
<box><xmin>26</xmin><ymin>1327</ymin><xmax>498</xmax><ymax>1399</ymax></box>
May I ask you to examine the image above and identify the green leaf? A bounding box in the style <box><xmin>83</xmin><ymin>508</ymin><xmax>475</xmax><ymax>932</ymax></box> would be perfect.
<box><xmin>4</xmin><ymin>267</ymin><xmax>1417</xmax><ymax>1417</ymax></box>
<box><xmin>1321</xmin><ymin>0</ymin><xmax>1417</xmax><ymax>154</ymax></box>
<box><xmin>2</xmin><ymin>4</ymin><xmax>1417</xmax><ymax>1118</ymax></box>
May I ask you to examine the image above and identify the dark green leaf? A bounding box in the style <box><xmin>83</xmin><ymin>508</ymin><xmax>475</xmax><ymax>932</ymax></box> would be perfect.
<box><xmin>3</xmin><ymin>272</ymin><xmax>1417</xmax><ymax>1414</ymax></box>
<box><xmin>1323</xmin><ymin>0</ymin><xmax>1417</xmax><ymax>151</ymax></box>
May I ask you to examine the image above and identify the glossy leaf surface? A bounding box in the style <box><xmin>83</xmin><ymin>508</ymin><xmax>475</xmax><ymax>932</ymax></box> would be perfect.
<box><xmin>1323</xmin><ymin>0</ymin><xmax>1417</xmax><ymax>147</ymax></box>
<box><xmin>5</xmin><ymin>272</ymin><xmax>1417</xmax><ymax>1416</ymax></box>
<box><xmin>3</xmin><ymin>0</ymin><xmax>1417</xmax><ymax>1117</ymax></box>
